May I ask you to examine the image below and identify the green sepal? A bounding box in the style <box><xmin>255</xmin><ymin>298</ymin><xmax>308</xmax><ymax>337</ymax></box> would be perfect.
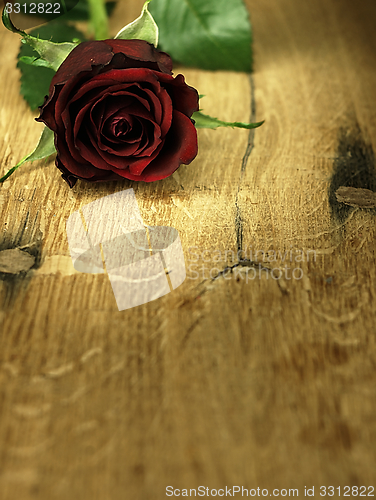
<box><xmin>17</xmin><ymin>22</ymin><xmax>86</xmax><ymax>110</ymax></box>
<box><xmin>2</xmin><ymin>7</ymin><xmax>79</xmax><ymax>71</ymax></box>
<box><xmin>0</xmin><ymin>127</ymin><xmax>56</xmax><ymax>183</ymax></box>
<box><xmin>192</xmin><ymin>111</ymin><xmax>264</xmax><ymax>130</ymax></box>
<box><xmin>115</xmin><ymin>0</ymin><xmax>158</xmax><ymax>47</ymax></box>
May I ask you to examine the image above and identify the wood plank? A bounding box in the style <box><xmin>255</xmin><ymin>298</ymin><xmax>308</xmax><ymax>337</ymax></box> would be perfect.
<box><xmin>0</xmin><ymin>0</ymin><xmax>375</xmax><ymax>497</ymax></box>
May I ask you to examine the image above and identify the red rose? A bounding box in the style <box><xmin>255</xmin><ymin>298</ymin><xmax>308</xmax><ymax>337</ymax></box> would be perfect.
<box><xmin>37</xmin><ymin>39</ymin><xmax>199</xmax><ymax>187</ymax></box>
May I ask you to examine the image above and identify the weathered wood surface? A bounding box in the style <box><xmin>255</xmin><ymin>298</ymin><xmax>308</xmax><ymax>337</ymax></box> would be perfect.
<box><xmin>0</xmin><ymin>0</ymin><xmax>376</xmax><ymax>498</ymax></box>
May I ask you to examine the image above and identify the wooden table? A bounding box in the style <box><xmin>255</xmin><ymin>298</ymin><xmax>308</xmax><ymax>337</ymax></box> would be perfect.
<box><xmin>0</xmin><ymin>0</ymin><xmax>375</xmax><ymax>498</ymax></box>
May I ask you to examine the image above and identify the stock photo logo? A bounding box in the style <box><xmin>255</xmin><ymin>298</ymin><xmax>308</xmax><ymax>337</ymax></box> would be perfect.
<box><xmin>2</xmin><ymin>0</ymin><xmax>80</xmax><ymax>29</ymax></box>
<box><xmin>66</xmin><ymin>189</ymin><xmax>186</xmax><ymax>311</ymax></box>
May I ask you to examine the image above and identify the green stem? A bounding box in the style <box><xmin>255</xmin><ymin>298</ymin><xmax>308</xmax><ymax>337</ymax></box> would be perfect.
<box><xmin>87</xmin><ymin>0</ymin><xmax>109</xmax><ymax>40</ymax></box>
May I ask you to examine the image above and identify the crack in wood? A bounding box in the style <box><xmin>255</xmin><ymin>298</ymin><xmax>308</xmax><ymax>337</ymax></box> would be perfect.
<box><xmin>191</xmin><ymin>75</ymin><xmax>262</xmax><ymax>291</ymax></box>
<box><xmin>211</xmin><ymin>259</ymin><xmax>271</xmax><ymax>282</ymax></box>
<box><xmin>235</xmin><ymin>74</ymin><xmax>257</xmax><ymax>254</ymax></box>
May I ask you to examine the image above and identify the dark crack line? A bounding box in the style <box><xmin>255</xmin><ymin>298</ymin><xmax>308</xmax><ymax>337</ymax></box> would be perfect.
<box><xmin>190</xmin><ymin>75</ymin><xmax>259</xmax><ymax>297</ymax></box>
<box><xmin>212</xmin><ymin>259</ymin><xmax>271</xmax><ymax>281</ymax></box>
<box><xmin>235</xmin><ymin>73</ymin><xmax>257</xmax><ymax>254</ymax></box>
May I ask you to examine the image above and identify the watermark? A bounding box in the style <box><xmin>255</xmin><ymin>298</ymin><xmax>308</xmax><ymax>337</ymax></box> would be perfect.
<box><xmin>166</xmin><ymin>485</ymin><xmax>374</xmax><ymax>497</ymax></box>
<box><xmin>3</xmin><ymin>0</ymin><xmax>79</xmax><ymax>29</ymax></box>
<box><xmin>65</xmin><ymin>190</ymin><xmax>316</xmax><ymax>310</ymax></box>
<box><xmin>186</xmin><ymin>246</ymin><xmax>316</xmax><ymax>282</ymax></box>
<box><xmin>66</xmin><ymin>189</ymin><xmax>186</xmax><ymax>311</ymax></box>
<box><xmin>167</xmin><ymin>486</ymin><xmax>299</xmax><ymax>496</ymax></box>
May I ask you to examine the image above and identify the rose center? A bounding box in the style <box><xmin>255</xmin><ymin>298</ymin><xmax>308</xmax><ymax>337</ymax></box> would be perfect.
<box><xmin>112</xmin><ymin>118</ymin><xmax>129</xmax><ymax>137</ymax></box>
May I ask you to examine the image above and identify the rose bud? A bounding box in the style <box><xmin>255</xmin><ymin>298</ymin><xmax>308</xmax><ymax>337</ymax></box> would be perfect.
<box><xmin>36</xmin><ymin>39</ymin><xmax>199</xmax><ymax>187</ymax></box>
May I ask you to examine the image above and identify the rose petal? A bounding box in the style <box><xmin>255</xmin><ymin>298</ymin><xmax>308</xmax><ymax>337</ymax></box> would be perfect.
<box><xmin>68</xmin><ymin>91</ymin><xmax>146</xmax><ymax>159</ymax></box>
<box><xmin>37</xmin><ymin>39</ymin><xmax>199</xmax><ymax>187</ymax></box>
<box><xmin>54</xmin><ymin>133</ymin><xmax>108</xmax><ymax>179</ymax></box>
<box><xmin>75</xmin><ymin>133</ymin><xmax>118</xmax><ymax>170</ymax></box>
<box><xmin>64</xmin><ymin>69</ymin><xmax>173</xmax><ymax>131</ymax></box>
<box><xmin>100</xmin><ymin>115</ymin><xmax>142</xmax><ymax>147</ymax></box>
<box><xmin>107</xmin><ymin>110</ymin><xmax>197</xmax><ymax>181</ymax></box>
<box><xmin>56</xmin><ymin>156</ymin><xmax>122</xmax><ymax>186</ymax></box>
<box><xmin>77</xmin><ymin>69</ymin><xmax>174</xmax><ymax>137</ymax></box>
<box><xmin>77</xmin><ymin>120</ymin><xmax>162</xmax><ymax>171</ymax></box>
<box><xmin>48</xmin><ymin>41</ymin><xmax>114</xmax><ymax>87</ymax></box>
<box><xmin>157</xmin><ymin>73</ymin><xmax>200</xmax><ymax>117</ymax></box>
<box><xmin>103</xmin><ymin>39</ymin><xmax>173</xmax><ymax>74</ymax></box>
<box><xmin>85</xmin><ymin>88</ymin><xmax>151</xmax><ymax>142</ymax></box>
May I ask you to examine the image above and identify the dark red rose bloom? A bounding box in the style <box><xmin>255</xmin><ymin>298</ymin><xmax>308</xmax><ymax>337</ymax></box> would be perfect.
<box><xmin>37</xmin><ymin>39</ymin><xmax>199</xmax><ymax>187</ymax></box>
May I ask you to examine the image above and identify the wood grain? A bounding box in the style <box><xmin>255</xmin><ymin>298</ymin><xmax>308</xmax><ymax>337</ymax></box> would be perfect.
<box><xmin>0</xmin><ymin>0</ymin><xmax>376</xmax><ymax>498</ymax></box>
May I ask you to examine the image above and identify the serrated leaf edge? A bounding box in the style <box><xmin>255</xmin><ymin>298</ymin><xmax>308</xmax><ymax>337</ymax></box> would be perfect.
<box><xmin>2</xmin><ymin>6</ymin><xmax>79</xmax><ymax>71</ymax></box>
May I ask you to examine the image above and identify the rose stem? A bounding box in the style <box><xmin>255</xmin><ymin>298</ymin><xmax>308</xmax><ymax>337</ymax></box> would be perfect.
<box><xmin>87</xmin><ymin>0</ymin><xmax>110</xmax><ymax>40</ymax></box>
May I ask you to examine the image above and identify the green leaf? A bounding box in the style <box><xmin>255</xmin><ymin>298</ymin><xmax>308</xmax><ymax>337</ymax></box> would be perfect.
<box><xmin>18</xmin><ymin>64</ymin><xmax>55</xmax><ymax>110</ymax></box>
<box><xmin>149</xmin><ymin>0</ymin><xmax>252</xmax><ymax>71</ymax></box>
<box><xmin>0</xmin><ymin>127</ymin><xmax>56</xmax><ymax>183</ymax></box>
<box><xmin>1</xmin><ymin>2</ymin><xmax>17</xmax><ymax>32</ymax></box>
<box><xmin>115</xmin><ymin>0</ymin><xmax>158</xmax><ymax>47</ymax></box>
<box><xmin>192</xmin><ymin>111</ymin><xmax>264</xmax><ymax>130</ymax></box>
<box><xmin>17</xmin><ymin>22</ymin><xmax>86</xmax><ymax>110</ymax></box>
<box><xmin>2</xmin><ymin>7</ymin><xmax>79</xmax><ymax>71</ymax></box>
